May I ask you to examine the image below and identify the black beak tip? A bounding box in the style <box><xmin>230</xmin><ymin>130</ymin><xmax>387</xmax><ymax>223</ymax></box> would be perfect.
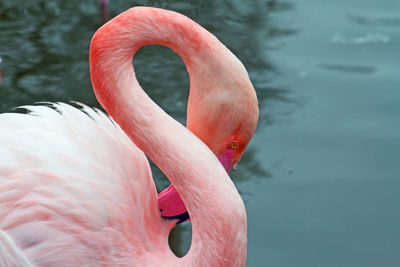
<box><xmin>162</xmin><ymin>211</ymin><xmax>190</xmax><ymax>224</ymax></box>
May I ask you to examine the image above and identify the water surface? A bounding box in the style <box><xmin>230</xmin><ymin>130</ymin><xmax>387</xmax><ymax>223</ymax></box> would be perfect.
<box><xmin>1</xmin><ymin>0</ymin><xmax>399</xmax><ymax>266</ymax></box>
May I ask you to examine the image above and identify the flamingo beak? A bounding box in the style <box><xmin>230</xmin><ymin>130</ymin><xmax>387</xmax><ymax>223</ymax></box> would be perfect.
<box><xmin>157</xmin><ymin>149</ymin><xmax>236</xmax><ymax>224</ymax></box>
<box><xmin>217</xmin><ymin>149</ymin><xmax>236</xmax><ymax>173</ymax></box>
<box><xmin>158</xmin><ymin>184</ymin><xmax>189</xmax><ymax>224</ymax></box>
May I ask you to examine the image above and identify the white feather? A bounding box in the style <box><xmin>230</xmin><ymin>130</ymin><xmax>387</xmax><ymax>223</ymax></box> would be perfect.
<box><xmin>0</xmin><ymin>229</ymin><xmax>33</xmax><ymax>267</ymax></box>
<box><xmin>0</xmin><ymin>103</ymin><xmax>170</xmax><ymax>266</ymax></box>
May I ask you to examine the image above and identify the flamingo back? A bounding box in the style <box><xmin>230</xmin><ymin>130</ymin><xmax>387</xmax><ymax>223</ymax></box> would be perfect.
<box><xmin>0</xmin><ymin>104</ymin><xmax>172</xmax><ymax>266</ymax></box>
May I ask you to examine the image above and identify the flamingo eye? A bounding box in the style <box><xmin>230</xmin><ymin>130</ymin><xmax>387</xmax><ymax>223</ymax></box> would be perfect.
<box><xmin>228</xmin><ymin>141</ymin><xmax>239</xmax><ymax>150</ymax></box>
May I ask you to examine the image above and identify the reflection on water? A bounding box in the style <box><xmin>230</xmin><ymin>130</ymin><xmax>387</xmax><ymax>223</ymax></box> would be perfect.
<box><xmin>0</xmin><ymin>0</ymin><xmax>99</xmax><ymax>111</ymax></box>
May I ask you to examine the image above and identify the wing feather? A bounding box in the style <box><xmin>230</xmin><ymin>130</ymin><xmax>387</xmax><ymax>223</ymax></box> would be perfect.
<box><xmin>0</xmin><ymin>103</ymin><xmax>169</xmax><ymax>265</ymax></box>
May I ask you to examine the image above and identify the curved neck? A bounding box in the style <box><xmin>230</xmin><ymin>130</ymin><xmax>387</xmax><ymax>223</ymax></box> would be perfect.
<box><xmin>89</xmin><ymin>7</ymin><xmax>246</xmax><ymax>266</ymax></box>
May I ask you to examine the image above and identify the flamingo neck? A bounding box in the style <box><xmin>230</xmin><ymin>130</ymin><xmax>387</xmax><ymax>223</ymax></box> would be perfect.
<box><xmin>89</xmin><ymin>7</ymin><xmax>247</xmax><ymax>266</ymax></box>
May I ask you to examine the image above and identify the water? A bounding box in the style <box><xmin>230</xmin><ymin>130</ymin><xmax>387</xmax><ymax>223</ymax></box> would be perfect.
<box><xmin>1</xmin><ymin>0</ymin><xmax>399</xmax><ymax>266</ymax></box>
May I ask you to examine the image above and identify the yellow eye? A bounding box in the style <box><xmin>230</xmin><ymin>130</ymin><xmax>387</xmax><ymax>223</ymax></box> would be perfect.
<box><xmin>228</xmin><ymin>141</ymin><xmax>239</xmax><ymax>150</ymax></box>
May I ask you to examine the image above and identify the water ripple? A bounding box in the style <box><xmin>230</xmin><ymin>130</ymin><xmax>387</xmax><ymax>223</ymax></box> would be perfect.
<box><xmin>319</xmin><ymin>63</ymin><xmax>377</xmax><ymax>74</ymax></box>
<box><xmin>331</xmin><ymin>32</ymin><xmax>390</xmax><ymax>45</ymax></box>
<box><xmin>348</xmin><ymin>13</ymin><xmax>400</xmax><ymax>27</ymax></box>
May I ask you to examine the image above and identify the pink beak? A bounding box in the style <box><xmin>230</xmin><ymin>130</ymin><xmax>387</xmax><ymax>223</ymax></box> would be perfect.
<box><xmin>157</xmin><ymin>149</ymin><xmax>235</xmax><ymax>223</ymax></box>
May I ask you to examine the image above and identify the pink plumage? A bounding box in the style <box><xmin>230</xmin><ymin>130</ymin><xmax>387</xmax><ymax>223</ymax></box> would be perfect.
<box><xmin>0</xmin><ymin>7</ymin><xmax>258</xmax><ymax>266</ymax></box>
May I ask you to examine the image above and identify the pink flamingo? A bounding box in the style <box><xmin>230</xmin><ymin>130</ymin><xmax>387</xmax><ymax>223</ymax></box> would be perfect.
<box><xmin>0</xmin><ymin>7</ymin><xmax>258</xmax><ymax>266</ymax></box>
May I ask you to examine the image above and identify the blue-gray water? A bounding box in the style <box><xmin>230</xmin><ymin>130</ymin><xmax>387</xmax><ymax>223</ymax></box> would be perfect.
<box><xmin>1</xmin><ymin>0</ymin><xmax>399</xmax><ymax>266</ymax></box>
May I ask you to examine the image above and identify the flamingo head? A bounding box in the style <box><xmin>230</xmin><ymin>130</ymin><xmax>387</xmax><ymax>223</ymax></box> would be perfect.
<box><xmin>187</xmin><ymin>50</ymin><xmax>260</xmax><ymax>173</ymax></box>
<box><xmin>158</xmin><ymin>49</ymin><xmax>259</xmax><ymax>223</ymax></box>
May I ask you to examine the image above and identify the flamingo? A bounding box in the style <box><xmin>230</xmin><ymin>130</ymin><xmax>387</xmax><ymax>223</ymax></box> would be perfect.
<box><xmin>0</xmin><ymin>6</ymin><xmax>258</xmax><ymax>266</ymax></box>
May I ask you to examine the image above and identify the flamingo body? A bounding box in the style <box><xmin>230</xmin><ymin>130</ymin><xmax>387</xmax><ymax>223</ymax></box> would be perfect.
<box><xmin>0</xmin><ymin>7</ymin><xmax>258</xmax><ymax>266</ymax></box>
<box><xmin>0</xmin><ymin>104</ymin><xmax>172</xmax><ymax>265</ymax></box>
